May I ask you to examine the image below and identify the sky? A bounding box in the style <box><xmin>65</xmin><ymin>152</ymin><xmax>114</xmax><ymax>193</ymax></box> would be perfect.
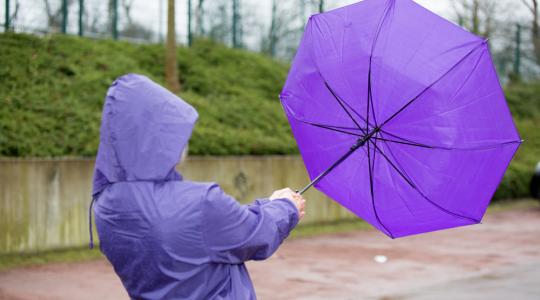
<box><xmin>415</xmin><ymin>0</ymin><xmax>452</xmax><ymax>16</ymax></box>
<box><xmin>1</xmin><ymin>0</ymin><xmax>455</xmax><ymax>41</ymax></box>
<box><xmin>335</xmin><ymin>0</ymin><xmax>452</xmax><ymax>16</ymax></box>
<box><xmin>0</xmin><ymin>0</ymin><xmax>526</xmax><ymax>49</ymax></box>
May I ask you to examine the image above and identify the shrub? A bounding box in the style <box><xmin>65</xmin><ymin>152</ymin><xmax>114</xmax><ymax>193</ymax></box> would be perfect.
<box><xmin>1</xmin><ymin>33</ymin><xmax>538</xmax><ymax>200</ymax></box>
<box><xmin>0</xmin><ymin>33</ymin><xmax>294</xmax><ymax>157</ymax></box>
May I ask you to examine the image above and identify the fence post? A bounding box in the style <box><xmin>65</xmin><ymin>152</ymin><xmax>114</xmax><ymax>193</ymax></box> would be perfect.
<box><xmin>112</xmin><ymin>0</ymin><xmax>118</xmax><ymax>39</ymax></box>
<box><xmin>4</xmin><ymin>0</ymin><xmax>9</xmax><ymax>32</ymax></box>
<box><xmin>514</xmin><ymin>23</ymin><xmax>521</xmax><ymax>77</ymax></box>
<box><xmin>78</xmin><ymin>0</ymin><xmax>84</xmax><ymax>36</ymax></box>
<box><xmin>232</xmin><ymin>0</ymin><xmax>240</xmax><ymax>48</ymax></box>
<box><xmin>159</xmin><ymin>0</ymin><xmax>164</xmax><ymax>42</ymax></box>
<box><xmin>62</xmin><ymin>0</ymin><xmax>68</xmax><ymax>33</ymax></box>
<box><xmin>188</xmin><ymin>0</ymin><xmax>192</xmax><ymax>46</ymax></box>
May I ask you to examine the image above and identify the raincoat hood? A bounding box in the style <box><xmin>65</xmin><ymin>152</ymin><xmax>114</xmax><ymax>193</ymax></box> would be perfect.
<box><xmin>91</xmin><ymin>76</ymin><xmax>299</xmax><ymax>300</ymax></box>
<box><xmin>92</xmin><ymin>74</ymin><xmax>198</xmax><ymax>197</ymax></box>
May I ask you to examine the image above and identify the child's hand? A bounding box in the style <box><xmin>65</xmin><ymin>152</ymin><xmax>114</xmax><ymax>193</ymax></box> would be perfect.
<box><xmin>269</xmin><ymin>188</ymin><xmax>306</xmax><ymax>219</ymax></box>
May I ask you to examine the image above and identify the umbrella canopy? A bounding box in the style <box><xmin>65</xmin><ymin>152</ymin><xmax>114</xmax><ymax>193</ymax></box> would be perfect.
<box><xmin>280</xmin><ymin>0</ymin><xmax>521</xmax><ymax>238</ymax></box>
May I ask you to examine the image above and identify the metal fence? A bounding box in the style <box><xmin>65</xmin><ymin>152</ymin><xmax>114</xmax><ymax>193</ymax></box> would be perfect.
<box><xmin>509</xmin><ymin>23</ymin><xmax>540</xmax><ymax>81</ymax></box>
<box><xmin>2</xmin><ymin>0</ymin><xmax>540</xmax><ymax>79</ymax></box>
<box><xmin>482</xmin><ymin>20</ymin><xmax>540</xmax><ymax>83</ymax></box>
<box><xmin>0</xmin><ymin>0</ymin><xmax>344</xmax><ymax>57</ymax></box>
<box><xmin>2</xmin><ymin>0</ymin><xmax>174</xmax><ymax>43</ymax></box>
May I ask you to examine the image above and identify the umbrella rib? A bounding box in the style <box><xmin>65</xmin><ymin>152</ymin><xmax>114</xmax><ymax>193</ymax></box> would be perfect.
<box><xmin>366</xmin><ymin>138</ymin><xmax>395</xmax><ymax>238</ymax></box>
<box><xmin>366</xmin><ymin>65</ymin><xmax>372</xmax><ymax>130</ymax></box>
<box><xmin>298</xmin><ymin>120</ymin><xmax>363</xmax><ymax>137</ymax></box>
<box><xmin>375</xmin><ymin>128</ymin><xmax>455</xmax><ymax>150</ymax></box>
<box><xmin>370</xmin><ymin>0</ymin><xmax>396</xmax><ymax>54</ymax></box>
<box><xmin>323</xmin><ymin>81</ymin><xmax>366</xmax><ymax>133</ymax></box>
<box><xmin>375</xmin><ymin>124</ymin><xmax>522</xmax><ymax>151</ymax></box>
<box><xmin>338</xmin><ymin>96</ymin><xmax>376</xmax><ymax>131</ymax></box>
<box><xmin>372</xmin><ymin>137</ymin><xmax>451</xmax><ymax>150</ymax></box>
<box><xmin>378</xmin><ymin>128</ymin><xmax>420</xmax><ymax>144</ymax></box>
<box><xmin>297</xmin><ymin>128</ymin><xmax>380</xmax><ymax>195</ymax></box>
<box><xmin>367</xmin><ymin>69</ymin><xmax>378</xmax><ymax>127</ymax></box>
<box><xmin>371</xmin><ymin>140</ymin><xmax>480</xmax><ymax>223</ymax></box>
<box><xmin>365</xmin><ymin>0</ymin><xmax>394</xmax><ymax>129</ymax></box>
<box><xmin>373</xmin><ymin>137</ymin><xmax>522</xmax><ymax>151</ymax></box>
<box><xmin>370</xmin><ymin>140</ymin><xmax>417</xmax><ymax>188</ymax></box>
<box><xmin>318</xmin><ymin>76</ymin><xmax>378</xmax><ymax>132</ymax></box>
<box><xmin>378</xmin><ymin>41</ymin><xmax>487</xmax><ymax>129</ymax></box>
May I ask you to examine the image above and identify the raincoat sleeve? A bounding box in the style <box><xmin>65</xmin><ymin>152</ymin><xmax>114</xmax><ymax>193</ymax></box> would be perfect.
<box><xmin>201</xmin><ymin>183</ymin><xmax>299</xmax><ymax>264</ymax></box>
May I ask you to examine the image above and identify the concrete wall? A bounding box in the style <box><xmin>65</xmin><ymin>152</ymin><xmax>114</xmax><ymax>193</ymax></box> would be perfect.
<box><xmin>0</xmin><ymin>156</ymin><xmax>353</xmax><ymax>254</ymax></box>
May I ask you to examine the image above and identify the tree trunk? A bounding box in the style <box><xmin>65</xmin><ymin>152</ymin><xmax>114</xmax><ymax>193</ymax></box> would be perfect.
<box><xmin>531</xmin><ymin>1</ymin><xmax>540</xmax><ymax>64</ymax></box>
<box><xmin>232</xmin><ymin>0</ymin><xmax>241</xmax><ymax>48</ymax></box>
<box><xmin>471</xmin><ymin>0</ymin><xmax>480</xmax><ymax>35</ymax></box>
<box><xmin>268</xmin><ymin>0</ymin><xmax>277</xmax><ymax>57</ymax></box>
<box><xmin>165</xmin><ymin>0</ymin><xmax>181</xmax><ymax>93</ymax></box>
<box><xmin>195</xmin><ymin>0</ymin><xmax>205</xmax><ymax>35</ymax></box>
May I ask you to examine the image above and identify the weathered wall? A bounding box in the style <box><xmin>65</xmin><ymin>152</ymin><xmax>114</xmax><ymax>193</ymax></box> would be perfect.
<box><xmin>0</xmin><ymin>156</ymin><xmax>353</xmax><ymax>254</ymax></box>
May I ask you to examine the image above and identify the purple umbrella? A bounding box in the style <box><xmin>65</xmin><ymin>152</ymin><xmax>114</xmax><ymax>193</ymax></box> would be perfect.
<box><xmin>280</xmin><ymin>0</ymin><xmax>522</xmax><ymax>238</ymax></box>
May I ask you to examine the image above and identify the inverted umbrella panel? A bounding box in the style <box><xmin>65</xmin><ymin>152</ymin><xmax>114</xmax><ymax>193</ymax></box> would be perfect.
<box><xmin>281</xmin><ymin>0</ymin><xmax>521</xmax><ymax>238</ymax></box>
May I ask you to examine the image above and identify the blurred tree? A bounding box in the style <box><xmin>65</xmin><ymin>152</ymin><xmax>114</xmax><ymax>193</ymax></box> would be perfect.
<box><xmin>188</xmin><ymin>0</ymin><xmax>193</xmax><ymax>45</ymax></box>
<box><xmin>514</xmin><ymin>23</ymin><xmax>522</xmax><ymax>78</ymax></box>
<box><xmin>453</xmin><ymin>1</ymin><xmax>525</xmax><ymax>81</ymax></box>
<box><xmin>4</xmin><ymin>0</ymin><xmax>20</xmax><ymax>32</ymax></box>
<box><xmin>297</xmin><ymin>0</ymin><xmax>309</xmax><ymax>42</ymax></box>
<box><xmin>208</xmin><ymin>0</ymin><xmax>230</xmax><ymax>45</ymax></box>
<box><xmin>266</xmin><ymin>0</ymin><xmax>278</xmax><ymax>56</ymax></box>
<box><xmin>84</xmin><ymin>0</ymin><xmax>107</xmax><ymax>36</ymax></box>
<box><xmin>102</xmin><ymin>0</ymin><xmax>119</xmax><ymax>39</ymax></box>
<box><xmin>4</xmin><ymin>0</ymin><xmax>8</xmax><ymax>31</ymax></box>
<box><xmin>520</xmin><ymin>0</ymin><xmax>540</xmax><ymax>64</ymax></box>
<box><xmin>318</xmin><ymin>0</ymin><xmax>324</xmax><ymax>13</ymax></box>
<box><xmin>43</xmin><ymin>0</ymin><xmax>74</xmax><ymax>32</ymax></box>
<box><xmin>120</xmin><ymin>0</ymin><xmax>154</xmax><ymax>40</ymax></box>
<box><xmin>122</xmin><ymin>23</ymin><xmax>154</xmax><ymax>40</ymax></box>
<box><xmin>78</xmin><ymin>0</ymin><xmax>83</xmax><ymax>36</ymax></box>
<box><xmin>121</xmin><ymin>0</ymin><xmax>134</xmax><ymax>24</ymax></box>
<box><xmin>166</xmin><ymin>0</ymin><xmax>181</xmax><ymax>93</ymax></box>
<box><xmin>261</xmin><ymin>0</ymin><xmax>301</xmax><ymax>58</ymax></box>
<box><xmin>195</xmin><ymin>0</ymin><xmax>206</xmax><ymax>35</ymax></box>
<box><xmin>232</xmin><ymin>0</ymin><xmax>242</xmax><ymax>48</ymax></box>
<box><xmin>111</xmin><ymin>0</ymin><xmax>118</xmax><ymax>39</ymax></box>
<box><xmin>451</xmin><ymin>0</ymin><xmax>497</xmax><ymax>39</ymax></box>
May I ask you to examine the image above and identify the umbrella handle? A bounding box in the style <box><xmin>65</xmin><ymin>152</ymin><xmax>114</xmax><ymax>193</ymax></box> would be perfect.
<box><xmin>296</xmin><ymin>145</ymin><xmax>355</xmax><ymax>195</ymax></box>
<box><xmin>296</xmin><ymin>128</ymin><xmax>379</xmax><ymax>195</ymax></box>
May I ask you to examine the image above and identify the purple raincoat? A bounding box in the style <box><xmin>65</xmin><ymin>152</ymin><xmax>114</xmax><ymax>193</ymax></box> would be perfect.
<box><xmin>92</xmin><ymin>74</ymin><xmax>299</xmax><ymax>300</ymax></box>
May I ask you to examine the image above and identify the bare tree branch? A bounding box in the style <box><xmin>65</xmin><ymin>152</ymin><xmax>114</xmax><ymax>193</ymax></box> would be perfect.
<box><xmin>520</xmin><ymin>0</ymin><xmax>535</xmax><ymax>15</ymax></box>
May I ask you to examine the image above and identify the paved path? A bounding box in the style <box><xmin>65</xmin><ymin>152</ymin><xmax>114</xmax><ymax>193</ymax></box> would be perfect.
<box><xmin>392</xmin><ymin>263</ymin><xmax>540</xmax><ymax>300</ymax></box>
<box><xmin>1</xmin><ymin>207</ymin><xmax>539</xmax><ymax>300</ymax></box>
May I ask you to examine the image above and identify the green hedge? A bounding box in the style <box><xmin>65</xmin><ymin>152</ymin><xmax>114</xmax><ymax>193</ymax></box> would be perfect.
<box><xmin>0</xmin><ymin>33</ymin><xmax>295</xmax><ymax>156</ymax></box>
<box><xmin>494</xmin><ymin>83</ymin><xmax>540</xmax><ymax>200</ymax></box>
<box><xmin>0</xmin><ymin>33</ymin><xmax>538</xmax><ymax>200</ymax></box>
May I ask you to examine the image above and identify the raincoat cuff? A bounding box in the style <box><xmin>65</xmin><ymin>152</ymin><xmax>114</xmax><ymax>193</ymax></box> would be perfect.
<box><xmin>250</xmin><ymin>198</ymin><xmax>271</xmax><ymax>206</ymax></box>
<box><xmin>272</xmin><ymin>198</ymin><xmax>300</xmax><ymax>234</ymax></box>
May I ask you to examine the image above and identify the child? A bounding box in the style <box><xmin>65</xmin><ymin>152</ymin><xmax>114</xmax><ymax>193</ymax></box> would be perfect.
<box><xmin>90</xmin><ymin>74</ymin><xmax>305</xmax><ymax>299</ymax></box>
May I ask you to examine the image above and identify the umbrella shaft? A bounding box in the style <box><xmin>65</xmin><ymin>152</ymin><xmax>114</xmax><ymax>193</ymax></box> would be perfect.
<box><xmin>297</xmin><ymin>127</ymin><xmax>379</xmax><ymax>195</ymax></box>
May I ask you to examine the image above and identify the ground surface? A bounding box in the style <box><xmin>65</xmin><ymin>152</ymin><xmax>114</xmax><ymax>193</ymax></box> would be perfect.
<box><xmin>0</xmin><ymin>206</ymin><xmax>539</xmax><ymax>300</ymax></box>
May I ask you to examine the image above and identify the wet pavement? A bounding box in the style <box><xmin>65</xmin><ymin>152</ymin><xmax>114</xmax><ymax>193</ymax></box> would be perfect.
<box><xmin>0</xmin><ymin>206</ymin><xmax>539</xmax><ymax>300</ymax></box>
<box><xmin>389</xmin><ymin>263</ymin><xmax>540</xmax><ymax>300</ymax></box>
